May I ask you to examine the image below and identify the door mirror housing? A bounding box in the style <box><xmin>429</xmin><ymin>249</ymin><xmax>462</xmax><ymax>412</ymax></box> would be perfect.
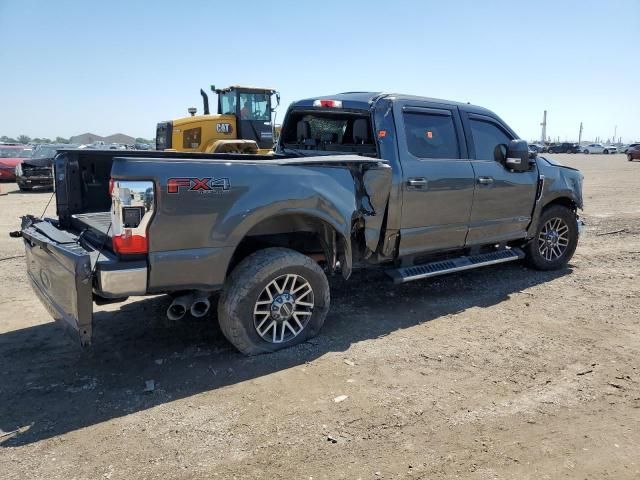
<box><xmin>495</xmin><ymin>139</ymin><xmax>530</xmax><ymax>172</ymax></box>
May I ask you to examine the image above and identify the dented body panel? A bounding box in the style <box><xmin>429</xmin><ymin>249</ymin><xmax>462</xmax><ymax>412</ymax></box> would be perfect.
<box><xmin>110</xmin><ymin>155</ymin><xmax>392</xmax><ymax>290</ymax></box>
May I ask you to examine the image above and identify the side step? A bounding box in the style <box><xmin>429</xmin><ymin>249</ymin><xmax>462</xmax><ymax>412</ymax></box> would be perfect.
<box><xmin>386</xmin><ymin>248</ymin><xmax>524</xmax><ymax>284</ymax></box>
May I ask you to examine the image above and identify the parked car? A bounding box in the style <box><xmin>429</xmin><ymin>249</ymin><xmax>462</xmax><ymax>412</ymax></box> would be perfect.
<box><xmin>528</xmin><ymin>144</ymin><xmax>544</xmax><ymax>154</ymax></box>
<box><xmin>621</xmin><ymin>143</ymin><xmax>640</xmax><ymax>153</ymax></box>
<box><xmin>628</xmin><ymin>144</ymin><xmax>640</xmax><ymax>161</ymax></box>
<box><xmin>0</xmin><ymin>145</ymin><xmax>32</xmax><ymax>181</ymax></box>
<box><xmin>582</xmin><ymin>143</ymin><xmax>619</xmax><ymax>154</ymax></box>
<box><xmin>547</xmin><ymin>142</ymin><xmax>581</xmax><ymax>153</ymax></box>
<box><xmin>17</xmin><ymin>92</ymin><xmax>584</xmax><ymax>354</ymax></box>
<box><xmin>16</xmin><ymin>144</ymin><xmax>77</xmax><ymax>191</ymax></box>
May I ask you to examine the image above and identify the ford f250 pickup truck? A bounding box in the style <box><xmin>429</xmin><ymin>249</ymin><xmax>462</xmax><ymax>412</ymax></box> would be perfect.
<box><xmin>17</xmin><ymin>92</ymin><xmax>584</xmax><ymax>355</ymax></box>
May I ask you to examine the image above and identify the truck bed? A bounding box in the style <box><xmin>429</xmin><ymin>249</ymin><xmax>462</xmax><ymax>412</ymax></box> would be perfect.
<box><xmin>70</xmin><ymin>211</ymin><xmax>112</xmax><ymax>249</ymax></box>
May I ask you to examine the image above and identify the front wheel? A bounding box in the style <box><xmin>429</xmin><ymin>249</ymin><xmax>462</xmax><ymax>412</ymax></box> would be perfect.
<box><xmin>628</xmin><ymin>154</ymin><xmax>633</xmax><ymax>162</ymax></box>
<box><xmin>583</xmin><ymin>149</ymin><xmax>589</xmax><ymax>154</ymax></box>
<box><xmin>603</xmin><ymin>149</ymin><xmax>609</xmax><ymax>154</ymax></box>
<box><xmin>524</xmin><ymin>205</ymin><xmax>579</xmax><ymax>270</ymax></box>
<box><xmin>218</xmin><ymin>248</ymin><xmax>330</xmax><ymax>355</ymax></box>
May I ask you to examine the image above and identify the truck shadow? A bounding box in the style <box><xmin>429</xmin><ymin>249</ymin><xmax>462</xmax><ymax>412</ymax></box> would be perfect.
<box><xmin>0</xmin><ymin>262</ymin><xmax>569</xmax><ymax>447</ymax></box>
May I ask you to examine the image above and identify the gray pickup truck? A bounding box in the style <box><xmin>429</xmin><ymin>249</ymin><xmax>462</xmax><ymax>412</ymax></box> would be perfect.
<box><xmin>18</xmin><ymin>92</ymin><xmax>584</xmax><ymax>354</ymax></box>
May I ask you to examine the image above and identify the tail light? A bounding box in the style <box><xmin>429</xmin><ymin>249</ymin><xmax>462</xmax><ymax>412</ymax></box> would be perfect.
<box><xmin>110</xmin><ymin>179</ymin><xmax>154</xmax><ymax>255</ymax></box>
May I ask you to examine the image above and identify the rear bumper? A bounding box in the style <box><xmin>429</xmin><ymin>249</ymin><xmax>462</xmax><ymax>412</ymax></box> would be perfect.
<box><xmin>21</xmin><ymin>216</ymin><xmax>148</xmax><ymax>345</ymax></box>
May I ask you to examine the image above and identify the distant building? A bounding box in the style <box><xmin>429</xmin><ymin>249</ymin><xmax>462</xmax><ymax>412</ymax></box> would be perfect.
<box><xmin>69</xmin><ymin>132</ymin><xmax>135</xmax><ymax>145</ymax></box>
<box><xmin>104</xmin><ymin>133</ymin><xmax>135</xmax><ymax>144</ymax></box>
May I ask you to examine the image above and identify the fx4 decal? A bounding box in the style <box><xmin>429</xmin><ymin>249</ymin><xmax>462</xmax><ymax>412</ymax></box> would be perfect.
<box><xmin>167</xmin><ymin>177</ymin><xmax>231</xmax><ymax>194</ymax></box>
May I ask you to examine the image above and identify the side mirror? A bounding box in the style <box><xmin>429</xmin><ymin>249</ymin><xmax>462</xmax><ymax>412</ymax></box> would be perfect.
<box><xmin>504</xmin><ymin>140</ymin><xmax>530</xmax><ymax>172</ymax></box>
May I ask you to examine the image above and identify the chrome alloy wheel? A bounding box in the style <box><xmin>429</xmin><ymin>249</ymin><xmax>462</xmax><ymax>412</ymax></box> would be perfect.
<box><xmin>538</xmin><ymin>217</ymin><xmax>570</xmax><ymax>261</ymax></box>
<box><xmin>253</xmin><ymin>274</ymin><xmax>314</xmax><ymax>343</ymax></box>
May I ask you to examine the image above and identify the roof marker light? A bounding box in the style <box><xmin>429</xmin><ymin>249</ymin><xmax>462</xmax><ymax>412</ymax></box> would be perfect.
<box><xmin>313</xmin><ymin>99</ymin><xmax>343</xmax><ymax>108</ymax></box>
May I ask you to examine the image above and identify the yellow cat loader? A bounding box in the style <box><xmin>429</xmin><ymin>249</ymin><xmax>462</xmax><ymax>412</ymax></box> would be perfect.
<box><xmin>156</xmin><ymin>85</ymin><xmax>280</xmax><ymax>154</ymax></box>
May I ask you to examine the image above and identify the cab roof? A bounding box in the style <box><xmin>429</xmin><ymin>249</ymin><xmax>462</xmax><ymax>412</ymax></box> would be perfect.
<box><xmin>291</xmin><ymin>92</ymin><xmax>497</xmax><ymax>116</ymax></box>
<box><xmin>215</xmin><ymin>85</ymin><xmax>276</xmax><ymax>94</ymax></box>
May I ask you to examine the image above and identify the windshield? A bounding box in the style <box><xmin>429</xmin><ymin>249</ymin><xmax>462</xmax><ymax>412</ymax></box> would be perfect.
<box><xmin>33</xmin><ymin>147</ymin><xmax>57</xmax><ymax>159</ymax></box>
<box><xmin>239</xmin><ymin>92</ymin><xmax>270</xmax><ymax>121</ymax></box>
<box><xmin>0</xmin><ymin>147</ymin><xmax>32</xmax><ymax>158</ymax></box>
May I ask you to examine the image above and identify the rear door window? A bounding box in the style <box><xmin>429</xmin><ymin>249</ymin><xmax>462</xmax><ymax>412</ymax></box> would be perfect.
<box><xmin>403</xmin><ymin>112</ymin><xmax>460</xmax><ymax>159</ymax></box>
<box><xmin>469</xmin><ymin>119</ymin><xmax>513</xmax><ymax>160</ymax></box>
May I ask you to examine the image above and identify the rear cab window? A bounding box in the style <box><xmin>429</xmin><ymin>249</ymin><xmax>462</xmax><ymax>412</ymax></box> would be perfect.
<box><xmin>279</xmin><ymin>109</ymin><xmax>377</xmax><ymax>157</ymax></box>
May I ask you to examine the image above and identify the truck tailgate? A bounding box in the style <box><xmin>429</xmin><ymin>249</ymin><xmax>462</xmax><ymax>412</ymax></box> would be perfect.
<box><xmin>21</xmin><ymin>217</ymin><xmax>94</xmax><ymax>346</ymax></box>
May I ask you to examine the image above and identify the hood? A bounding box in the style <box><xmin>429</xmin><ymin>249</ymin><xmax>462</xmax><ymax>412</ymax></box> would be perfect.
<box><xmin>21</xmin><ymin>157</ymin><xmax>53</xmax><ymax>168</ymax></box>
<box><xmin>0</xmin><ymin>158</ymin><xmax>23</xmax><ymax>168</ymax></box>
<box><xmin>538</xmin><ymin>155</ymin><xmax>580</xmax><ymax>172</ymax></box>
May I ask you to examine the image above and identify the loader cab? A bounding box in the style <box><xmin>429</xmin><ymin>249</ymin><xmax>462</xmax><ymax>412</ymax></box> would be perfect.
<box><xmin>215</xmin><ymin>86</ymin><xmax>279</xmax><ymax>149</ymax></box>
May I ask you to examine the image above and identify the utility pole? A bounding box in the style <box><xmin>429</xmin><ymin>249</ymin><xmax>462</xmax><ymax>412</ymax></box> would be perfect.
<box><xmin>540</xmin><ymin>110</ymin><xmax>547</xmax><ymax>144</ymax></box>
<box><xmin>578</xmin><ymin>122</ymin><xmax>583</xmax><ymax>145</ymax></box>
<box><xmin>613</xmin><ymin>125</ymin><xmax>617</xmax><ymax>143</ymax></box>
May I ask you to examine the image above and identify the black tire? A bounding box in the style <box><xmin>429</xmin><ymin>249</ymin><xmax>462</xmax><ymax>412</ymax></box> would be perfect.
<box><xmin>628</xmin><ymin>154</ymin><xmax>633</xmax><ymax>162</ymax></box>
<box><xmin>583</xmin><ymin>149</ymin><xmax>589</xmax><ymax>154</ymax></box>
<box><xmin>218</xmin><ymin>247</ymin><xmax>330</xmax><ymax>355</ymax></box>
<box><xmin>603</xmin><ymin>149</ymin><xmax>609</xmax><ymax>154</ymax></box>
<box><xmin>18</xmin><ymin>185</ymin><xmax>31</xmax><ymax>191</ymax></box>
<box><xmin>524</xmin><ymin>205</ymin><xmax>579</xmax><ymax>271</ymax></box>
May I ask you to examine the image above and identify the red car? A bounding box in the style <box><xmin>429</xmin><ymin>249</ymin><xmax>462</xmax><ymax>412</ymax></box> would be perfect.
<box><xmin>627</xmin><ymin>144</ymin><xmax>640</xmax><ymax>162</ymax></box>
<box><xmin>0</xmin><ymin>145</ymin><xmax>32</xmax><ymax>181</ymax></box>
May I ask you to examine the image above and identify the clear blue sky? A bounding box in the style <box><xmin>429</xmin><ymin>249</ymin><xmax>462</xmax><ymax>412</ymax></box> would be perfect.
<box><xmin>1</xmin><ymin>0</ymin><xmax>638</xmax><ymax>142</ymax></box>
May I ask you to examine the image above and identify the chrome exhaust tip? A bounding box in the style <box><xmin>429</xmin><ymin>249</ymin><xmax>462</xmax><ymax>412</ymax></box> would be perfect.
<box><xmin>167</xmin><ymin>295</ymin><xmax>192</xmax><ymax>321</ymax></box>
<box><xmin>190</xmin><ymin>297</ymin><xmax>211</xmax><ymax>318</ymax></box>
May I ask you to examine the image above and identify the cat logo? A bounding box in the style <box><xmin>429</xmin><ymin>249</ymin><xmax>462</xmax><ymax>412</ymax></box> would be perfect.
<box><xmin>216</xmin><ymin>123</ymin><xmax>233</xmax><ymax>134</ymax></box>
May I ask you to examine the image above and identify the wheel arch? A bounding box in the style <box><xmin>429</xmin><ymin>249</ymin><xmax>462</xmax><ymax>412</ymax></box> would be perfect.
<box><xmin>225</xmin><ymin>212</ymin><xmax>353</xmax><ymax>281</ymax></box>
<box><xmin>542</xmin><ymin>195</ymin><xmax>578</xmax><ymax>213</ymax></box>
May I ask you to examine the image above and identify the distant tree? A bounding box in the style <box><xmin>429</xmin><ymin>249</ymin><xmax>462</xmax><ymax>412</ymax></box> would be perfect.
<box><xmin>135</xmin><ymin>137</ymin><xmax>154</xmax><ymax>144</ymax></box>
<box><xmin>55</xmin><ymin>136</ymin><xmax>70</xmax><ymax>144</ymax></box>
<box><xmin>1</xmin><ymin>135</ymin><xmax>18</xmax><ymax>143</ymax></box>
<box><xmin>17</xmin><ymin>134</ymin><xmax>31</xmax><ymax>144</ymax></box>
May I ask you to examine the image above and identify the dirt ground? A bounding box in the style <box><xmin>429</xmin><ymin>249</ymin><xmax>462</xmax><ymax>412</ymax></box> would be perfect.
<box><xmin>0</xmin><ymin>154</ymin><xmax>638</xmax><ymax>479</ymax></box>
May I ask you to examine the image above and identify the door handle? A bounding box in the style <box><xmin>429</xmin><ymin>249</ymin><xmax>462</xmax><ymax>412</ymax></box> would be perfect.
<box><xmin>407</xmin><ymin>177</ymin><xmax>427</xmax><ymax>188</ymax></box>
<box><xmin>477</xmin><ymin>176</ymin><xmax>494</xmax><ymax>185</ymax></box>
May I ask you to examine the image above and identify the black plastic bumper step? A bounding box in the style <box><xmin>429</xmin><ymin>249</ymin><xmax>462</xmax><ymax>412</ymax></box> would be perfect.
<box><xmin>386</xmin><ymin>248</ymin><xmax>524</xmax><ymax>284</ymax></box>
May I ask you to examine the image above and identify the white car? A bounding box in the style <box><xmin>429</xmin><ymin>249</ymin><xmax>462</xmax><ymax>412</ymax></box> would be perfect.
<box><xmin>581</xmin><ymin>143</ymin><xmax>616</xmax><ymax>154</ymax></box>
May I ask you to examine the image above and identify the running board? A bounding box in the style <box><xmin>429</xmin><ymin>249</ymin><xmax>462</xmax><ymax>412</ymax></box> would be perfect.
<box><xmin>386</xmin><ymin>248</ymin><xmax>524</xmax><ymax>284</ymax></box>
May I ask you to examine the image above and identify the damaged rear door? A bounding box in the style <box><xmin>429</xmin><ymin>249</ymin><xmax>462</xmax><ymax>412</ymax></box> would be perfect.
<box><xmin>21</xmin><ymin>217</ymin><xmax>94</xmax><ymax>345</ymax></box>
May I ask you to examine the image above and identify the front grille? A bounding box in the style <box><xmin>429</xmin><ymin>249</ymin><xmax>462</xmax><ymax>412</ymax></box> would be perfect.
<box><xmin>23</xmin><ymin>166</ymin><xmax>52</xmax><ymax>177</ymax></box>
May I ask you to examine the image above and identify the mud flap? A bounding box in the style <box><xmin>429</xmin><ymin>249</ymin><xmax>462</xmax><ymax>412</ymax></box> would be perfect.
<box><xmin>21</xmin><ymin>218</ymin><xmax>94</xmax><ymax>346</ymax></box>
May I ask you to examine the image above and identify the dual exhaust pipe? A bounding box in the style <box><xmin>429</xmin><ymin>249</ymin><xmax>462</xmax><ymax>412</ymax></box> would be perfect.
<box><xmin>167</xmin><ymin>292</ymin><xmax>211</xmax><ymax>321</ymax></box>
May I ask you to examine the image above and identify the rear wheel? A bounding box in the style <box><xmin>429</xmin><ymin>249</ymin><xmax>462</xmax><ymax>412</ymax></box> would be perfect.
<box><xmin>628</xmin><ymin>154</ymin><xmax>633</xmax><ymax>162</ymax></box>
<box><xmin>583</xmin><ymin>149</ymin><xmax>589</xmax><ymax>154</ymax></box>
<box><xmin>218</xmin><ymin>248</ymin><xmax>330</xmax><ymax>355</ymax></box>
<box><xmin>525</xmin><ymin>205</ymin><xmax>578</xmax><ymax>271</ymax></box>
